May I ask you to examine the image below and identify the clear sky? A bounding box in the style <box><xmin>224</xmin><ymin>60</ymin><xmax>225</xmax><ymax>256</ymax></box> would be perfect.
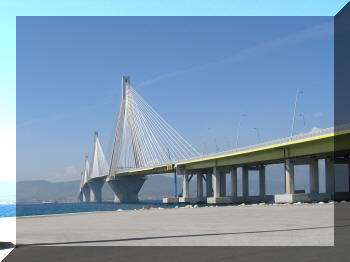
<box><xmin>16</xmin><ymin>16</ymin><xmax>334</xmax><ymax>182</ymax></box>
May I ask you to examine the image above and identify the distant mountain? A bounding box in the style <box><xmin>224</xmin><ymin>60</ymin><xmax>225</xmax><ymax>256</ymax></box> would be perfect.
<box><xmin>15</xmin><ymin>173</ymin><xmax>288</xmax><ymax>203</ymax></box>
<box><xmin>14</xmin><ymin>164</ymin><xmax>337</xmax><ymax>203</ymax></box>
<box><xmin>15</xmin><ymin>176</ymin><xmax>183</xmax><ymax>202</ymax></box>
<box><xmin>16</xmin><ymin>180</ymin><xmax>83</xmax><ymax>202</ymax></box>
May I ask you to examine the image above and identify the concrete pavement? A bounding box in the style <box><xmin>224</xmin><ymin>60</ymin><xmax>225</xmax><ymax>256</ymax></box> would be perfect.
<box><xmin>16</xmin><ymin>202</ymin><xmax>335</xmax><ymax>246</ymax></box>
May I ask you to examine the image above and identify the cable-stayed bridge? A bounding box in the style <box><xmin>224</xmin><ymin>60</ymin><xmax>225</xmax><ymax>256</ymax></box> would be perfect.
<box><xmin>79</xmin><ymin>76</ymin><xmax>350</xmax><ymax>204</ymax></box>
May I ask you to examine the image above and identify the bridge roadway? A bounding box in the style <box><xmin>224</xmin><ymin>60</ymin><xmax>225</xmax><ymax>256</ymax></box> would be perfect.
<box><xmin>110</xmin><ymin>126</ymin><xmax>350</xmax><ymax>204</ymax></box>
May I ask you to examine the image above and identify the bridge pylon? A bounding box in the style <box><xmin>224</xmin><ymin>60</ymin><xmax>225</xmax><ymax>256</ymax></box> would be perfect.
<box><xmin>107</xmin><ymin>75</ymin><xmax>200</xmax><ymax>203</ymax></box>
<box><xmin>108</xmin><ymin>76</ymin><xmax>146</xmax><ymax>203</ymax></box>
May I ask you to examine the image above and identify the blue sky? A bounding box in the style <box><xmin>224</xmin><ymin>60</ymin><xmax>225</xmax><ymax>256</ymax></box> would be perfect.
<box><xmin>16</xmin><ymin>16</ymin><xmax>334</xmax><ymax>182</ymax></box>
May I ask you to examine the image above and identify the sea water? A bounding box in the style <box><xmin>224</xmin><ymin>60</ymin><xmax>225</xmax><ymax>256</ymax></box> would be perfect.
<box><xmin>0</xmin><ymin>201</ymin><xmax>195</xmax><ymax>218</ymax></box>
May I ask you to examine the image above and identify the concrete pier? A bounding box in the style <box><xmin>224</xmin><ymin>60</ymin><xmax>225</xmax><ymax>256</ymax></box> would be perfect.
<box><xmin>207</xmin><ymin>167</ymin><xmax>228</xmax><ymax>204</ymax></box>
<box><xmin>309</xmin><ymin>158</ymin><xmax>319</xmax><ymax>194</ymax></box>
<box><xmin>206</xmin><ymin>172</ymin><xmax>213</xmax><ymax>197</ymax></box>
<box><xmin>179</xmin><ymin>171</ymin><xmax>206</xmax><ymax>203</ymax></box>
<box><xmin>208</xmin><ymin>165</ymin><xmax>273</xmax><ymax>204</ymax></box>
<box><xmin>231</xmin><ymin>167</ymin><xmax>237</xmax><ymax>197</ymax></box>
<box><xmin>165</xmin><ymin>158</ymin><xmax>350</xmax><ymax>205</ymax></box>
<box><xmin>275</xmin><ymin>158</ymin><xmax>331</xmax><ymax>203</ymax></box>
<box><xmin>259</xmin><ymin>166</ymin><xmax>266</xmax><ymax>197</ymax></box>
<box><xmin>242</xmin><ymin>167</ymin><xmax>249</xmax><ymax>199</ymax></box>
<box><xmin>182</xmin><ymin>172</ymin><xmax>189</xmax><ymax>198</ymax></box>
<box><xmin>88</xmin><ymin>177</ymin><xmax>105</xmax><ymax>203</ymax></box>
<box><xmin>325</xmin><ymin>158</ymin><xmax>335</xmax><ymax>197</ymax></box>
<box><xmin>108</xmin><ymin>176</ymin><xmax>146</xmax><ymax>203</ymax></box>
<box><xmin>196</xmin><ymin>174</ymin><xmax>205</xmax><ymax>202</ymax></box>
<box><xmin>77</xmin><ymin>191</ymin><xmax>83</xmax><ymax>202</ymax></box>
<box><xmin>82</xmin><ymin>184</ymin><xmax>90</xmax><ymax>202</ymax></box>
<box><xmin>285</xmin><ymin>159</ymin><xmax>295</xmax><ymax>194</ymax></box>
<box><xmin>178</xmin><ymin>172</ymin><xmax>190</xmax><ymax>203</ymax></box>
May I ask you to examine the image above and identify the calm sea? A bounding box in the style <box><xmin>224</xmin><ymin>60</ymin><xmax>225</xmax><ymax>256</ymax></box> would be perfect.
<box><xmin>0</xmin><ymin>201</ymin><xmax>193</xmax><ymax>218</ymax></box>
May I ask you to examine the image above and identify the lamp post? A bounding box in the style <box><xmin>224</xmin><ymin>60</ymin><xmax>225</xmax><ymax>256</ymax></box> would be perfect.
<box><xmin>235</xmin><ymin>113</ymin><xmax>246</xmax><ymax>148</ymax></box>
<box><xmin>290</xmin><ymin>88</ymin><xmax>303</xmax><ymax>138</ymax></box>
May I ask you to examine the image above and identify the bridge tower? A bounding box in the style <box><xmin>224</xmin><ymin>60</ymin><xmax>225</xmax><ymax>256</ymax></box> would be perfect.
<box><xmin>122</xmin><ymin>76</ymin><xmax>143</xmax><ymax>168</ymax></box>
<box><xmin>81</xmin><ymin>156</ymin><xmax>91</xmax><ymax>202</ymax></box>
<box><xmin>88</xmin><ymin>132</ymin><xmax>108</xmax><ymax>202</ymax></box>
<box><xmin>107</xmin><ymin>76</ymin><xmax>146</xmax><ymax>203</ymax></box>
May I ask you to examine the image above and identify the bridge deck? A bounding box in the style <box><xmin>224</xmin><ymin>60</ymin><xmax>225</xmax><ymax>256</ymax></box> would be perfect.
<box><xmin>111</xmin><ymin>128</ymin><xmax>350</xmax><ymax>177</ymax></box>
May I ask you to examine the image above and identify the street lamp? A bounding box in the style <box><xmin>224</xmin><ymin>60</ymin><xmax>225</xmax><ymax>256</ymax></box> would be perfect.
<box><xmin>290</xmin><ymin>88</ymin><xmax>303</xmax><ymax>138</ymax></box>
<box><xmin>235</xmin><ymin>113</ymin><xmax>246</xmax><ymax>148</ymax></box>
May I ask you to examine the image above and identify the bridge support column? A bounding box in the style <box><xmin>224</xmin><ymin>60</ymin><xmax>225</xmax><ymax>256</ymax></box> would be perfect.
<box><xmin>231</xmin><ymin>167</ymin><xmax>237</xmax><ymax>197</ymax></box>
<box><xmin>207</xmin><ymin>167</ymin><xmax>230</xmax><ymax>204</ymax></box>
<box><xmin>206</xmin><ymin>172</ymin><xmax>213</xmax><ymax>197</ymax></box>
<box><xmin>213</xmin><ymin>167</ymin><xmax>226</xmax><ymax>198</ymax></box>
<box><xmin>163</xmin><ymin>166</ymin><xmax>183</xmax><ymax>204</ymax></box>
<box><xmin>108</xmin><ymin>176</ymin><xmax>146</xmax><ymax>203</ymax></box>
<box><xmin>82</xmin><ymin>184</ymin><xmax>90</xmax><ymax>202</ymax></box>
<box><xmin>220</xmin><ymin>170</ymin><xmax>226</xmax><ymax>197</ymax></box>
<box><xmin>197</xmin><ymin>174</ymin><xmax>203</xmax><ymax>199</ymax></box>
<box><xmin>183</xmin><ymin>173</ymin><xmax>189</xmax><ymax>198</ymax></box>
<box><xmin>276</xmin><ymin>158</ymin><xmax>331</xmax><ymax>203</ymax></box>
<box><xmin>325</xmin><ymin>158</ymin><xmax>335</xmax><ymax>198</ymax></box>
<box><xmin>309</xmin><ymin>159</ymin><xmax>319</xmax><ymax>194</ymax></box>
<box><xmin>242</xmin><ymin>167</ymin><xmax>249</xmax><ymax>199</ymax></box>
<box><xmin>285</xmin><ymin>159</ymin><xmax>295</xmax><ymax>194</ymax></box>
<box><xmin>179</xmin><ymin>171</ymin><xmax>196</xmax><ymax>203</ymax></box>
<box><xmin>259</xmin><ymin>166</ymin><xmax>266</xmax><ymax>197</ymax></box>
<box><xmin>212</xmin><ymin>167</ymin><xmax>221</xmax><ymax>198</ymax></box>
<box><xmin>78</xmin><ymin>191</ymin><xmax>83</xmax><ymax>202</ymax></box>
<box><xmin>88</xmin><ymin>177</ymin><xmax>105</xmax><ymax>203</ymax></box>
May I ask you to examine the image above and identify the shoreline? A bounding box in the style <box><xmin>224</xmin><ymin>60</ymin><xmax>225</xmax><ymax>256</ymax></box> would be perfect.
<box><xmin>5</xmin><ymin>200</ymin><xmax>339</xmax><ymax>219</ymax></box>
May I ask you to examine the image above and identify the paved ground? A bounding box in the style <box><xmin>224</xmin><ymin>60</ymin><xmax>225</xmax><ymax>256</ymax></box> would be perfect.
<box><xmin>15</xmin><ymin>202</ymin><xmax>334</xmax><ymax>246</ymax></box>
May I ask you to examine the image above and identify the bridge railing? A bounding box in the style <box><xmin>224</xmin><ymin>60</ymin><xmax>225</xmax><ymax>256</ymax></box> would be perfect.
<box><xmin>183</xmin><ymin>126</ymin><xmax>334</xmax><ymax>163</ymax></box>
<box><xmin>115</xmin><ymin>123</ymin><xmax>350</xmax><ymax>174</ymax></box>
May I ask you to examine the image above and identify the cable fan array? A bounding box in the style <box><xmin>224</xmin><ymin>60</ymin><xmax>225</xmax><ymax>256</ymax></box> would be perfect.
<box><xmin>109</xmin><ymin>86</ymin><xmax>200</xmax><ymax>175</ymax></box>
<box><xmin>89</xmin><ymin>132</ymin><xmax>109</xmax><ymax>179</ymax></box>
<box><xmin>82</xmin><ymin>156</ymin><xmax>90</xmax><ymax>186</ymax></box>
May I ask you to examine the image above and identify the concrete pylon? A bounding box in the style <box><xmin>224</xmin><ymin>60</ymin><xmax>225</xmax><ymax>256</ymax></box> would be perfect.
<box><xmin>242</xmin><ymin>167</ymin><xmax>249</xmax><ymax>198</ymax></box>
<box><xmin>183</xmin><ymin>172</ymin><xmax>190</xmax><ymax>198</ymax></box>
<box><xmin>309</xmin><ymin>158</ymin><xmax>319</xmax><ymax>194</ymax></box>
<box><xmin>78</xmin><ymin>191</ymin><xmax>83</xmax><ymax>202</ymax></box>
<box><xmin>285</xmin><ymin>159</ymin><xmax>295</xmax><ymax>194</ymax></box>
<box><xmin>259</xmin><ymin>166</ymin><xmax>266</xmax><ymax>196</ymax></box>
<box><xmin>107</xmin><ymin>76</ymin><xmax>147</xmax><ymax>203</ymax></box>
<box><xmin>108</xmin><ymin>176</ymin><xmax>146</xmax><ymax>203</ymax></box>
<box><xmin>197</xmin><ymin>174</ymin><xmax>203</xmax><ymax>198</ymax></box>
<box><xmin>88</xmin><ymin>177</ymin><xmax>105</xmax><ymax>202</ymax></box>
<box><xmin>220</xmin><ymin>170</ymin><xmax>226</xmax><ymax>197</ymax></box>
<box><xmin>231</xmin><ymin>167</ymin><xmax>237</xmax><ymax>197</ymax></box>
<box><xmin>82</xmin><ymin>184</ymin><xmax>91</xmax><ymax>202</ymax></box>
<box><xmin>206</xmin><ymin>172</ymin><xmax>213</xmax><ymax>197</ymax></box>
<box><xmin>325</xmin><ymin>158</ymin><xmax>335</xmax><ymax>198</ymax></box>
<box><xmin>213</xmin><ymin>167</ymin><xmax>226</xmax><ymax>197</ymax></box>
